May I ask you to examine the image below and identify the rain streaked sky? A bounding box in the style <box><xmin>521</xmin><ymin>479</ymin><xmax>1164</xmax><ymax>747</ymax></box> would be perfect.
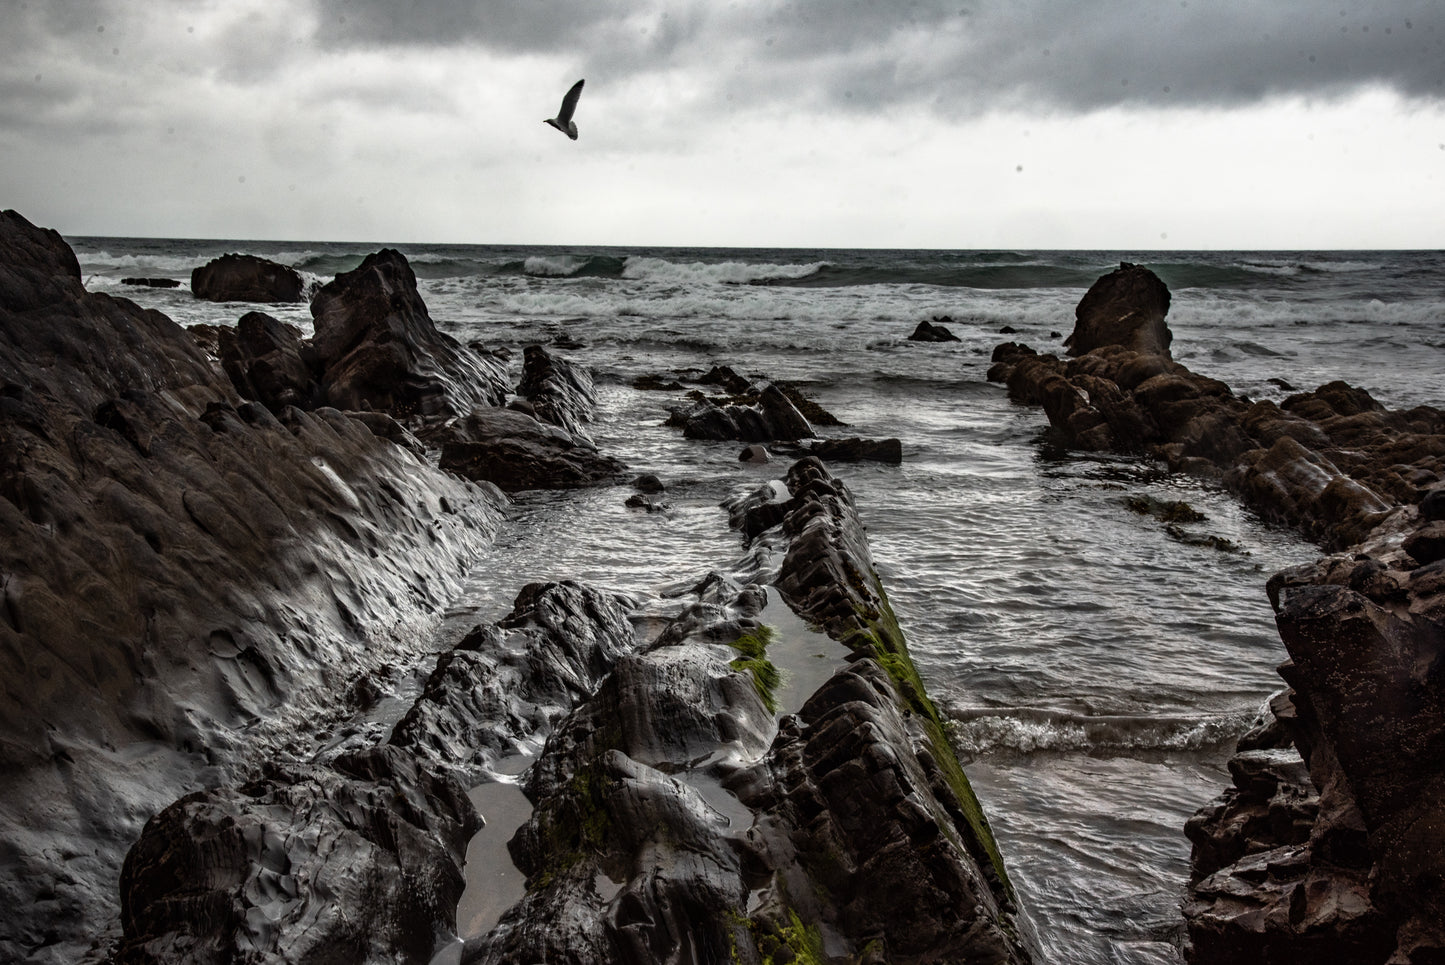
<box><xmin>3</xmin><ymin>0</ymin><xmax>1442</xmax><ymax>248</ymax></box>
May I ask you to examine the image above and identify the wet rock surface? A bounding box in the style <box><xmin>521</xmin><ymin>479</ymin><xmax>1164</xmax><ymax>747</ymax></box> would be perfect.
<box><xmin>190</xmin><ymin>253</ymin><xmax>305</xmax><ymax>303</ymax></box>
<box><xmin>988</xmin><ymin>271</ymin><xmax>1443</xmax><ymax>552</ymax></box>
<box><xmin>0</xmin><ymin>211</ymin><xmax>507</xmax><ymax>964</ymax></box>
<box><xmin>670</xmin><ymin>381</ymin><xmax>816</xmax><ymax>443</ymax></box>
<box><xmin>991</xmin><ymin>259</ymin><xmax>1445</xmax><ymax>964</ymax></box>
<box><xmin>114</xmin><ymin>745</ymin><xmax>478</xmax><ymax>965</ymax></box>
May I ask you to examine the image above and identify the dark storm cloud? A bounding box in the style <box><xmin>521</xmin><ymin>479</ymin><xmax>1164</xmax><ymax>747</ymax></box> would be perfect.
<box><xmin>312</xmin><ymin>0</ymin><xmax>1445</xmax><ymax>114</ymax></box>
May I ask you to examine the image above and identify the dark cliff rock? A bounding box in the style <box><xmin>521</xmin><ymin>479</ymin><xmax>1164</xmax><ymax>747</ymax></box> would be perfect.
<box><xmin>190</xmin><ymin>253</ymin><xmax>304</xmax><ymax>303</ymax></box>
<box><xmin>436</xmin><ymin>407</ymin><xmax>627</xmax><ymax>491</ymax></box>
<box><xmin>0</xmin><ymin>210</ymin><xmax>506</xmax><ymax>964</ymax></box>
<box><xmin>988</xmin><ymin>275</ymin><xmax>1443</xmax><ymax>551</ymax></box>
<box><xmin>310</xmin><ymin>249</ymin><xmax>510</xmax><ymax>422</ymax></box>
<box><xmin>988</xmin><ymin>259</ymin><xmax>1445</xmax><ymax>964</ymax></box>
<box><xmin>908</xmin><ymin>317</ymin><xmax>962</xmax><ymax>342</ymax></box>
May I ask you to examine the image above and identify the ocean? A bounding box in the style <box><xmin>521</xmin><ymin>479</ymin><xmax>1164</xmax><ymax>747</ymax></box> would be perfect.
<box><xmin>72</xmin><ymin>239</ymin><xmax>1445</xmax><ymax>963</ymax></box>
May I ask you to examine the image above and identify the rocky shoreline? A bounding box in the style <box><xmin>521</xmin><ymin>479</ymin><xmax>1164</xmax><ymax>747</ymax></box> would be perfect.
<box><xmin>5</xmin><ymin>209</ymin><xmax>1440</xmax><ymax>964</ymax></box>
<box><xmin>1</xmin><ymin>211</ymin><xmax>1028</xmax><ymax>964</ymax></box>
<box><xmin>990</xmin><ymin>263</ymin><xmax>1445</xmax><ymax>963</ymax></box>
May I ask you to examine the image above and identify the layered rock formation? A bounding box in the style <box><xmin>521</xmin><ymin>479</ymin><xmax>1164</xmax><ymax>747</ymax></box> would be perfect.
<box><xmin>190</xmin><ymin>253</ymin><xmax>304</xmax><ymax>303</ymax></box>
<box><xmin>0</xmin><ymin>211</ymin><xmax>508</xmax><ymax>963</ymax></box>
<box><xmin>990</xmin><ymin>261</ymin><xmax>1445</xmax><ymax>964</ymax></box>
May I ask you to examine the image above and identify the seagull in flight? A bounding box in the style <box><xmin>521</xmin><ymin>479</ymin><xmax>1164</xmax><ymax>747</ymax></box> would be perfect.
<box><xmin>545</xmin><ymin>79</ymin><xmax>585</xmax><ymax>140</ymax></box>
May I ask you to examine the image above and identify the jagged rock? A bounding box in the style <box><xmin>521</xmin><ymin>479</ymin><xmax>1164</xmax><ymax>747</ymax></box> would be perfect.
<box><xmin>672</xmin><ymin>383</ymin><xmax>814</xmax><ymax>443</ymax></box>
<box><xmin>516</xmin><ymin>344</ymin><xmax>597</xmax><ymax>443</ymax></box>
<box><xmin>908</xmin><ymin>317</ymin><xmax>962</xmax><ymax>342</ymax></box>
<box><xmin>1065</xmin><ymin>261</ymin><xmax>1172</xmax><ymax>358</ymax></box>
<box><xmin>699</xmin><ymin>364</ymin><xmax>752</xmax><ymax>395</ymax></box>
<box><xmin>1184</xmin><ymin>522</ymin><xmax>1445</xmax><ymax>963</ymax></box>
<box><xmin>310</xmin><ymin>249</ymin><xmax>510</xmax><ymax>422</ymax></box>
<box><xmin>121</xmin><ymin>277</ymin><xmax>180</xmax><ymax>288</ymax></box>
<box><xmin>190</xmin><ymin>252</ymin><xmax>304</xmax><ymax>303</ymax></box>
<box><xmin>114</xmin><ymin>744</ymin><xmax>477</xmax><ymax>965</ymax></box>
<box><xmin>986</xmin><ymin>260</ymin><xmax>1445</xmax><ymax>963</ymax></box>
<box><xmin>990</xmin><ymin>270</ymin><xmax>1443</xmax><ymax>550</ymax></box>
<box><xmin>437</xmin><ymin>407</ymin><xmax>627</xmax><ymax>491</ymax></box>
<box><xmin>0</xmin><ymin>210</ymin><xmax>506</xmax><ymax>963</ymax></box>
<box><xmin>390</xmin><ymin>582</ymin><xmax>637</xmax><ymax>782</ymax></box>
<box><xmin>217</xmin><ymin>310</ymin><xmax>322</xmax><ymax>412</ymax></box>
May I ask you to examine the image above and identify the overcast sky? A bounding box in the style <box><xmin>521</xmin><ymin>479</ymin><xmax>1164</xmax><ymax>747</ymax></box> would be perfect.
<box><xmin>3</xmin><ymin>0</ymin><xmax>1443</xmax><ymax>248</ymax></box>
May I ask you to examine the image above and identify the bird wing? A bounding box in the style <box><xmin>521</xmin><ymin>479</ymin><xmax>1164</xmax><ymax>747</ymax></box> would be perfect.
<box><xmin>556</xmin><ymin>79</ymin><xmax>584</xmax><ymax>125</ymax></box>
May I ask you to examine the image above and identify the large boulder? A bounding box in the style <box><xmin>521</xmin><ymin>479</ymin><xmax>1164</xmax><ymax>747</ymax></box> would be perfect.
<box><xmin>0</xmin><ymin>210</ymin><xmax>505</xmax><ymax>964</ymax></box>
<box><xmin>310</xmin><ymin>249</ymin><xmax>510</xmax><ymax>422</ymax></box>
<box><xmin>190</xmin><ymin>253</ymin><xmax>304</xmax><ymax>303</ymax></box>
<box><xmin>1065</xmin><ymin>261</ymin><xmax>1172</xmax><ymax>358</ymax></box>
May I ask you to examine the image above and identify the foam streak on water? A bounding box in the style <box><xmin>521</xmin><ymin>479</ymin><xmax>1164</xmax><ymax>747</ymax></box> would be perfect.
<box><xmin>76</xmin><ymin>239</ymin><xmax>1442</xmax><ymax>964</ymax></box>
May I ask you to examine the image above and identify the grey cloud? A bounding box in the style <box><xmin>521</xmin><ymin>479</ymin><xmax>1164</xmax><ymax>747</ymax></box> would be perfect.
<box><xmin>311</xmin><ymin>0</ymin><xmax>1445</xmax><ymax>114</ymax></box>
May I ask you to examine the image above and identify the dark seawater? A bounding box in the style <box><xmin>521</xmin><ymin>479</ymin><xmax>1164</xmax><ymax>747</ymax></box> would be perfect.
<box><xmin>74</xmin><ymin>239</ymin><xmax>1445</xmax><ymax>963</ymax></box>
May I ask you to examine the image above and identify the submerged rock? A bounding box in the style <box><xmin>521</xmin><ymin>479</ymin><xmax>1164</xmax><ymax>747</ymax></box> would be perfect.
<box><xmin>190</xmin><ymin>252</ymin><xmax>304</xmax><ymax>303</ymax></box>
<box><xmin>908</xmin><ymin>317</ymin><xmax>962</xmax><ymax>342</ymax></box>
<box><xmin>121</xmin><ymin>277</ymin><xmax>181</xmax><ymax>289</ymax></box>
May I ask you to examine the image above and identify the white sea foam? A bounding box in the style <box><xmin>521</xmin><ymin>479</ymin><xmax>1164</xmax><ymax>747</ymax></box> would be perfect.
<box><xmin>620</xmin><ymin>256</ymin><xmax>827</xmax><ymax>286</ymax></box>
<box><xmin>949</xmin><ymin>707</ymin><xmax>1253</xmax><ymax>758</ymax></box>
<box><xmin>524</xmin><ymin>254</ymin><xmax>591</xmax><ymax>277</ymax></box>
